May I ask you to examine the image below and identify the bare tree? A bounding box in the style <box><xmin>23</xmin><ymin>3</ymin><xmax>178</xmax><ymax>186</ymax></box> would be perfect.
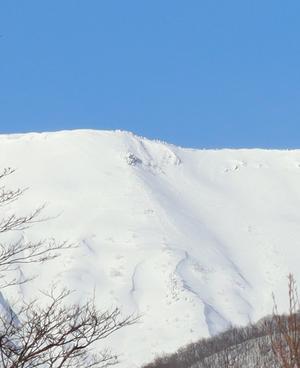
<box><xmin>0</xmin><ymin>168</ymin><xmax>136</xmax><ymax>367</ymax></box>
<box><xmin>0</xmin><ymin>167</ymin><xmax>72</xmax><ymax>288</ymax></box>
<box><xmin>0</xmin><ymin>288</ymin><xmax>136</xmax><ymax>368</ymax></box>
<box><xmin>266</xmin><ymin>273</ymin><xmax>300</xmax><ymax>368</ymax></box>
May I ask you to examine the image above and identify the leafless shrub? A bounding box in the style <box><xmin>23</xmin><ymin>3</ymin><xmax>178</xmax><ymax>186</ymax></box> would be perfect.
<box><xmin>265</xmin><ymin>273</ymin><xmax>300</xmax><ymax>368</ymax></box>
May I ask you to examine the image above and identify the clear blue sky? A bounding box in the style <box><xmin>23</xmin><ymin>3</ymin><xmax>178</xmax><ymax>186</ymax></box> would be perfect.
<box><xmin>1</xmin><ymin>1</ymin><xmax>300</xmax><ymax>148</ymax></box>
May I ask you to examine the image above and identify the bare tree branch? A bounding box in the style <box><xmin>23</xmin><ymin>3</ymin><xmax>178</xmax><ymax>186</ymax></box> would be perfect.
<box><xmin>0</xmin><ymin>168</ymin><xmax>136</xmax><ymax>367</ymax></box>
<box><xmin>0</xmin><ymin>289</ymin><xmax>137</xmax><ymax>368</ymax></box>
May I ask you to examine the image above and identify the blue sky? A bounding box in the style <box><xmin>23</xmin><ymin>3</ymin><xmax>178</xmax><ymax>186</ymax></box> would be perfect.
<box><xmin>1</xmin><ymin>1</ymin><xmax>300</xmax><ymax>148</ymax></box>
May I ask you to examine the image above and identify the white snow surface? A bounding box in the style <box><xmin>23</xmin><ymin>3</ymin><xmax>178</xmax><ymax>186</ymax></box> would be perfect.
<box><xmin>1</xmin><ymin>129</ymin><xmax>300</xmax><ymax>367</ymax></box>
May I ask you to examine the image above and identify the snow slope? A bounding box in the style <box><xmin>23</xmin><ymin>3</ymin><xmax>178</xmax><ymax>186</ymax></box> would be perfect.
<box><xmin>1</xmin><ymin>129</ymin><xmax>300</xmax><ymax>367</ymax></box>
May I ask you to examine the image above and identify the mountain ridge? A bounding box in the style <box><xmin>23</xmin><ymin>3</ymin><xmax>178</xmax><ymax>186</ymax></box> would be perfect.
<box><xmin>1</xmin><ymin>128</ymin><xmax>296</xmax><ymax>151</ymax></box>
<box><xmin>0</xmin><ymin>129</ymin><xmax>299</xmax><ymax>367</ymax></box>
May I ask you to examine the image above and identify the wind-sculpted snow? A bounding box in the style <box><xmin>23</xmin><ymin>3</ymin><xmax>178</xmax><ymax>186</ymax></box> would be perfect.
<box><xmin>0</xmin><ymin>129</ymin><xmax>300</xmax><ymax>367</ymax></box>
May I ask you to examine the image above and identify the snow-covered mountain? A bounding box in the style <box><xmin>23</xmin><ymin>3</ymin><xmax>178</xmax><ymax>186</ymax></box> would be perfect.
<box><xmin>1</xmin><ymin>129</ymin><xmax>300</xmax><ymax>367</ymax></box>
